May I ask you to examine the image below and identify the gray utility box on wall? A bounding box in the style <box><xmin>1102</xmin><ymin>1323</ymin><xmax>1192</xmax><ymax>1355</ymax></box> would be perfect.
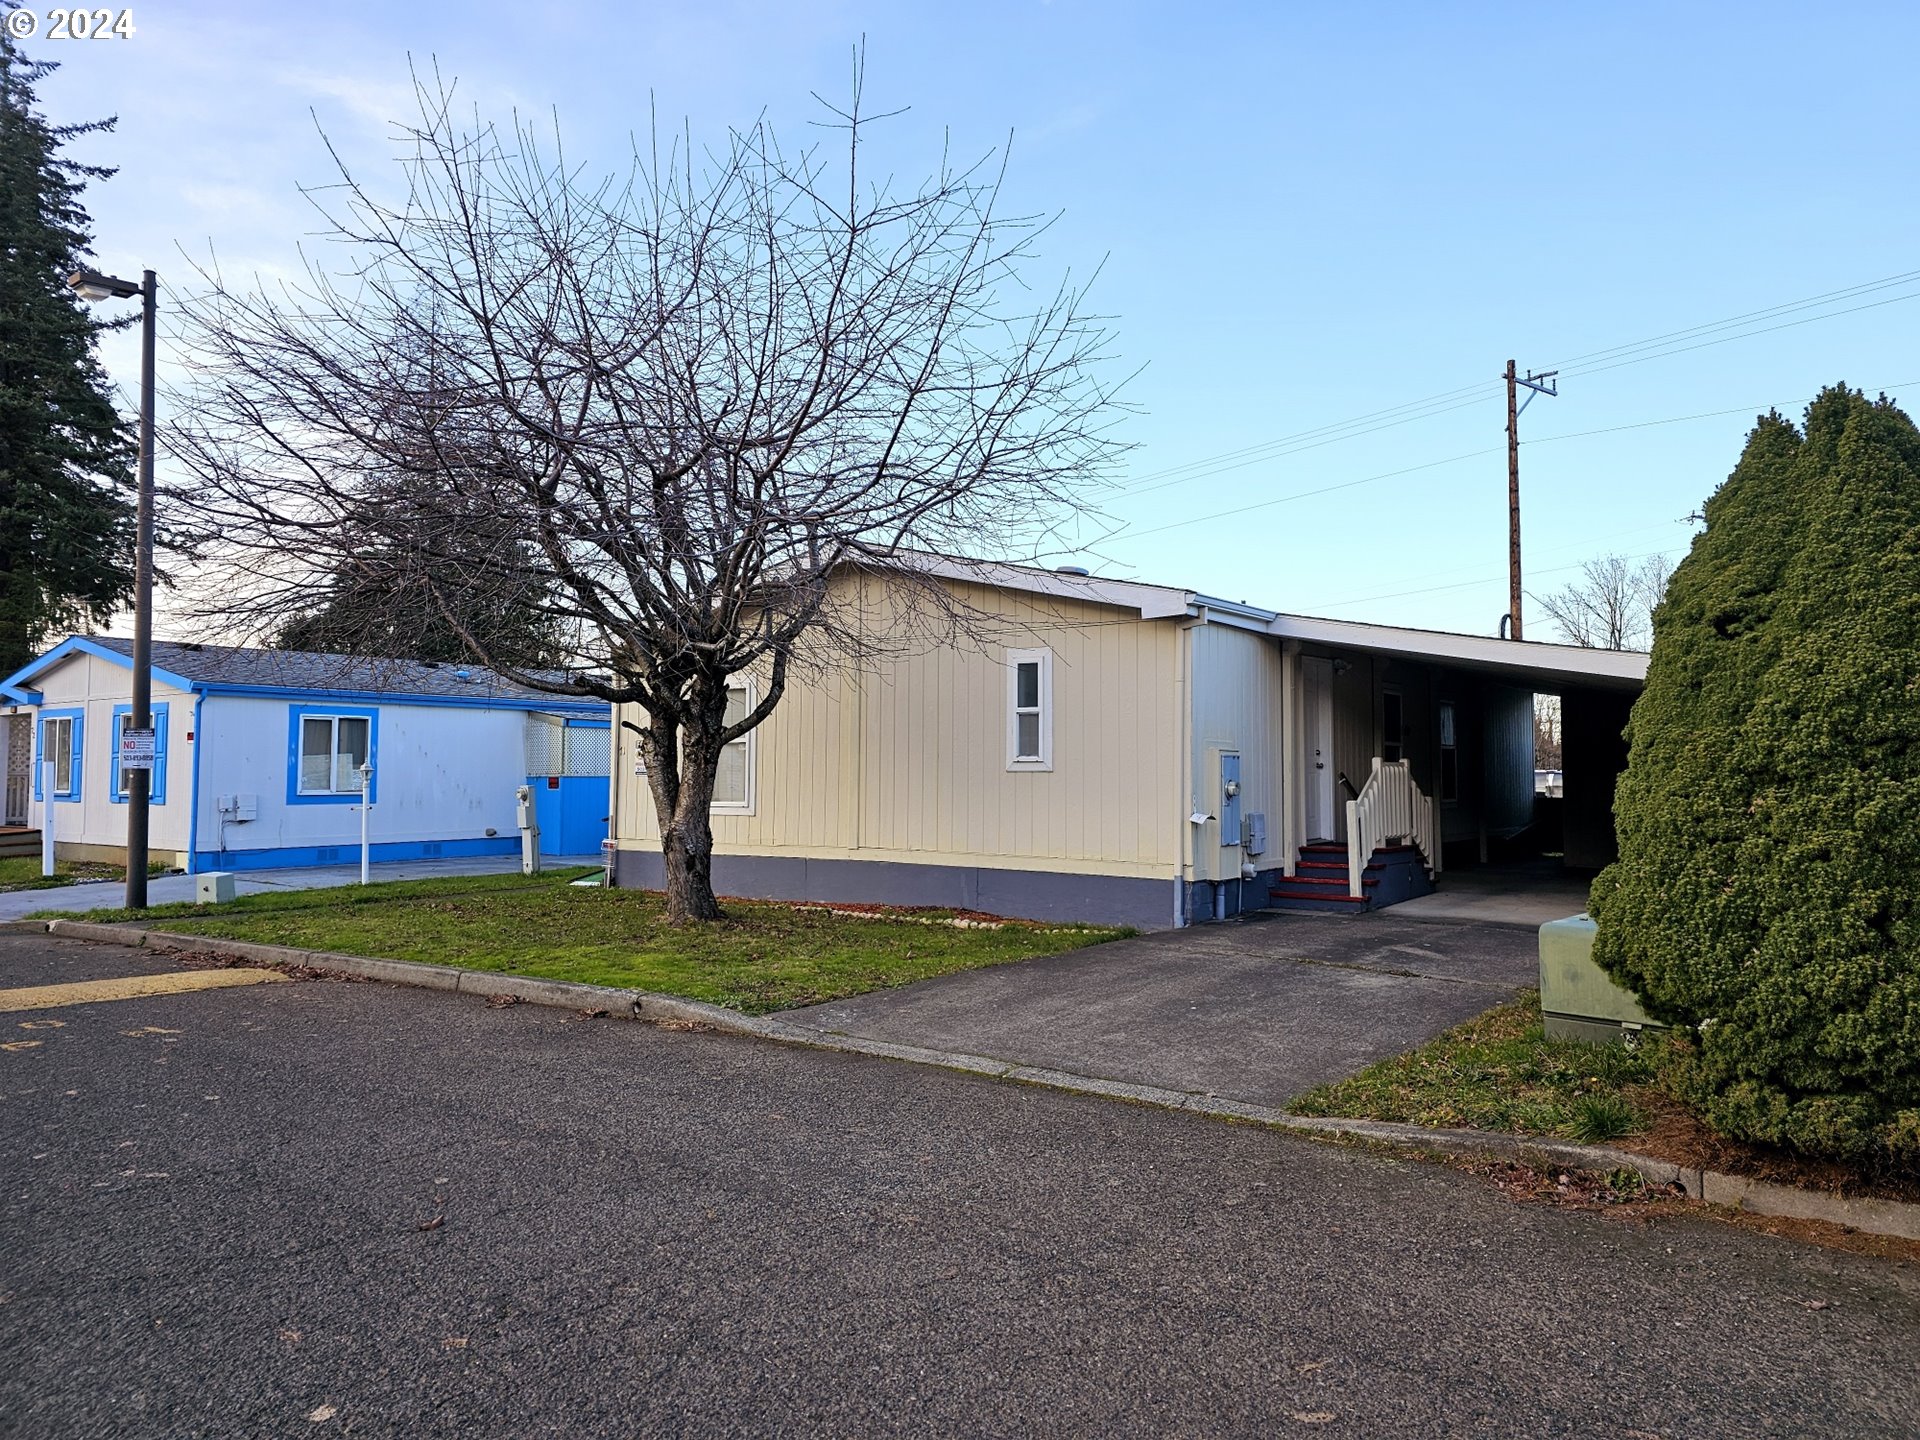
<box><xmin>1538</xmin><ymin>914</ymin><xmax>1667</xmax><ymax>1045</ymax></box>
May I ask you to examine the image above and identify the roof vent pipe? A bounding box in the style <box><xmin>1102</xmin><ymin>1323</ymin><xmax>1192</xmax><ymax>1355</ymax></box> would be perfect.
<box><xmin>1055</xmin><ymin>565</ymin><xmax>1092</xmax><ymax>577</ymax></box>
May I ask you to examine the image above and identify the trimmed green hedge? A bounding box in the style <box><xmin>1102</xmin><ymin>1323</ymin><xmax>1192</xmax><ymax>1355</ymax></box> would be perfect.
<box><xmin>1591</xmin><ymin>386</ymin><xmax>1920</xmax><ymax>1167</ymax></box>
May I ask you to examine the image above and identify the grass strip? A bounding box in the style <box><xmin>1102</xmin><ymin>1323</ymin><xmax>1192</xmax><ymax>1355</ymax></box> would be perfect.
<box><xmin>66</xmin><ymin>868</ymin><xmax>1129</xmax><ymax>1015</ymax></box>
<box><xmin>1290</xmin><ymin>990</ymin><xmax>1669</xmax><ymax>1144</ymax></box>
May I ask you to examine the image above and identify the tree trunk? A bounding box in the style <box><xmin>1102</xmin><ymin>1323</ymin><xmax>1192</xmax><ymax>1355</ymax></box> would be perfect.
<box><xmin>642</xmin><ymin>710</ymin><xmax>727</xmax><ymax>924</ymax></box>
<box><xmin>660</xmin><ymin>786</ymin><xmax>723</xmax><ymax>923</ymax></box>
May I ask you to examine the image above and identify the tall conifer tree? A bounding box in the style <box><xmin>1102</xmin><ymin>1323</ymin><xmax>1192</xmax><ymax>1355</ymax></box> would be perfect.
<box><xmin>1593</xmin><ymin>387</ymin><xmax>1920</xmax><ymax>1165</ymax></box>
<box><xmin>0</xmin><ymin>18</ymin><xmax>135</xmax><ymax>675</ymax></box>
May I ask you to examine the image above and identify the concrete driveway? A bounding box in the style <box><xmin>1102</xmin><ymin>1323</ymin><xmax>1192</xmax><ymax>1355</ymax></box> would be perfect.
<box><xmin>784</xmin><ymin>910</ymin><xmax>1541</xmax><ymax>1107</ymax></box>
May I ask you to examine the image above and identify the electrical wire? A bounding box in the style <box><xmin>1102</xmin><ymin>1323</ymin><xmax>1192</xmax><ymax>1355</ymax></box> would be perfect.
<box><xmin>1103</xmin><ymin>265</ymin><xmax>1920</xmax><ymax>502</ymax></box>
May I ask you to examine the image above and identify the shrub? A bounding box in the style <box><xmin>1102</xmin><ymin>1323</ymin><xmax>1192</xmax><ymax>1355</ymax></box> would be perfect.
<box><xmin>1590</xmin><ymin>387</ymin><xmax>1920</xmax><ymax>1167</ymax></box>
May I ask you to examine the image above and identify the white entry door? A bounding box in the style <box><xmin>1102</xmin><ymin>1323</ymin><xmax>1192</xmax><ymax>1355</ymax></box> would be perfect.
<box><xmin>1302</xmin><ymin>657</ymin><xmax>1335</xmax><ymax>841</ymax></box>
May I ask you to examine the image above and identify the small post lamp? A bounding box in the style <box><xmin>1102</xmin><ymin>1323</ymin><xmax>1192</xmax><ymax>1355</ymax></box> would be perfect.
<box><xmin>358</xmin><ymin>760</ymin><xmax>375</xmax><ymax>885</ymax></box>
<box><xmin>67</xmin><ymin>265</ymin><xmax>157</xmax><ymax>909</ymax></box>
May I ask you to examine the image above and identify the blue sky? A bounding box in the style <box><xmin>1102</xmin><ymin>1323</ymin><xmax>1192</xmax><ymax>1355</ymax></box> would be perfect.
<box><xmin>42</xmin><ymin>0</ymin><xmax>1920</xmax><ymax>638</ymax></box>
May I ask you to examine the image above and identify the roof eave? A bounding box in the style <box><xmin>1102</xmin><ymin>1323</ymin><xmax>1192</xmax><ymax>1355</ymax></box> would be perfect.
<box><xmin>1266</xmin><ymin>613</ymin><xmax>1648</xmax><ymax>688</ymax></box>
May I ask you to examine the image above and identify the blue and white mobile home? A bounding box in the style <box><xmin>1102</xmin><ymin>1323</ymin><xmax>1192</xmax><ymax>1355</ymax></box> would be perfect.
<box><xmin>2</xmin><ymin>637</ymin><xmax>610</xmax><ymax>872</ymax></box>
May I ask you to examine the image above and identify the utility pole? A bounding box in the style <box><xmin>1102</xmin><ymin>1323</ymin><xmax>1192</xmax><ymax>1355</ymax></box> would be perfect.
<box><xmin>1504</xmin><ymin>359</ymin><xmax>1558</xmax><ymax>641</ymax></box>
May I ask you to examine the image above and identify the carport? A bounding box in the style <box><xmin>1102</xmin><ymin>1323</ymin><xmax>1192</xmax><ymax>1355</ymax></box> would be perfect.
<box><xmin>1265</xmin><ymin>615</ymin><xmax>1646</xmax><ymax>910</ymax></box>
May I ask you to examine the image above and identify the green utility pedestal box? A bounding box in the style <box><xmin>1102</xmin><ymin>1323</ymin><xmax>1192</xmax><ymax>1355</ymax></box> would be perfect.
<box><xmin>1538</xmin><ymin>914</ymin><xmax>1666</xmax><ymax>1044</ymax></box>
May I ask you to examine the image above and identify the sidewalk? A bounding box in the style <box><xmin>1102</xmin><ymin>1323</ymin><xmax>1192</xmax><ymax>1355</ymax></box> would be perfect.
<box><xmin>0</xmin><ymin>854</ymin><xmax>603</xmax><ymax>922</ymax></box>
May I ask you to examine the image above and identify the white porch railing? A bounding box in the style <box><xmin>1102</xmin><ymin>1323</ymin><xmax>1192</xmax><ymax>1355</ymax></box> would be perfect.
<box><xmin>1343</xmin><ymin>757</ymin><xmax>1442</xmax><ymax>898</ymax></box>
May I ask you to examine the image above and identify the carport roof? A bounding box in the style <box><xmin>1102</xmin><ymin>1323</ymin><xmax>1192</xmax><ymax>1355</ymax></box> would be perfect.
<box><xmin>1258</xmin><ymin>613</ymin><xmax>1647</xmax><ymax>693</ymax></box>
<box><xmin>893</xmin><ymin>555</ymin><xmax>1648</xmax><ymax>693</ymax></box>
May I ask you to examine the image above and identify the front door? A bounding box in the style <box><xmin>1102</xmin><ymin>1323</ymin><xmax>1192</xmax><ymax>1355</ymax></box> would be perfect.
<box><xmin>1302</xmin><ymin>657</ymin><xmax>1335</xmax><ymax>840</ymax></box>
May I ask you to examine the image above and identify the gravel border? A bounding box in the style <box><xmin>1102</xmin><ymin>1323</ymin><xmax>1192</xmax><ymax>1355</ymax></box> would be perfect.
<box><xmin>34</xmin><ymin>915</ymin><xmax>1920</xmax><ymax>1243</ymax></box>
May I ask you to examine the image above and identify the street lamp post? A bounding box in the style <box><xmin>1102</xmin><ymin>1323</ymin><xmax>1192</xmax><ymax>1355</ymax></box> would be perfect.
<box><xmin>68</xmin><ymin>265</ymin><xmax>156</xmax><ymax>910</ymax></box>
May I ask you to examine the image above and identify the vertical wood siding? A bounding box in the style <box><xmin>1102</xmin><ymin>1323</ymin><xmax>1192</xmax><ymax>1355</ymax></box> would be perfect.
<box><xmin>613</xmin><ymin>576</ymin><xmax>1185</xmax><ymax>878</ymax></box>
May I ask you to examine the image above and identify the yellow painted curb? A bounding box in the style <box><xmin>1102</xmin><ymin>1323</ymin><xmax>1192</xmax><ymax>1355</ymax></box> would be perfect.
<box><xmin>0</xmin><ymin>968</ymin><xmax>288</xmax><ymax>1013</ymax></box>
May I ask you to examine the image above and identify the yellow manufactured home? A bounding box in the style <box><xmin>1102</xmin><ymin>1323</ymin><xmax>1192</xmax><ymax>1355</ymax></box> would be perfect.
<box><xmin>608</xmin><ymin>560</ymin><xmax>1645</xmax><ymax>929</ymax></box>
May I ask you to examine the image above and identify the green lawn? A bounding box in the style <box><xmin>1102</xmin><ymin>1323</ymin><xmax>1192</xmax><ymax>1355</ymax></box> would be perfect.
<box><xmin>1289</xmin><ymin>991</ymin><xmax>1672</xmax><ymax>1145</ymax></box>
<box><xmin>0</xmin><ymin>856</ymin><xmax>143</xmax><ymax>893</ymax></box>
<box><xmin>76</xmin><ymin>869</ymin><xmax>1130</xmax><ymax>1015</ymax></box>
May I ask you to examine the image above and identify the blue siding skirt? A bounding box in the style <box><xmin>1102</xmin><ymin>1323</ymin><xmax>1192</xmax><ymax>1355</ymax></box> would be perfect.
<box><xmin>191</xmin><ymin>835</ymin><xmax>520</xmax><ymax>872</ymax></box>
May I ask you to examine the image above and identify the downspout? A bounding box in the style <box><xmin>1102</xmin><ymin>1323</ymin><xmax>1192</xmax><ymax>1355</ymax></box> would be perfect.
<box><xmin>1174</xmin><ymin>611</ymin><xmax>1206</xmax><ymax>927</ymax></box>
<box><xmin>185</xmin><ymin>687</ymin><xmax>205</xmax><ymax>875</ymax></box>
<box><xmin>605</xmin><ymin>714</ymin><xmax>620</xmax><ymax>886</ymax></box>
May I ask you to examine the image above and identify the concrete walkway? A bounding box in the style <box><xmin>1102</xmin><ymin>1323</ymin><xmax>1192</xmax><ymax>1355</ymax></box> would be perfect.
<box><xmin>785</xmin><ymin>909</ymin><xmax>1541</xmax><ymax>1107</ymax></box>
<box><xmin>1391</xmin><ymin>860</ymin><xmax>1593</xmax><ymax>928</ymax></box>
<box><xmin>0</xmin><ymin>854</ymin><xmax>603</xmax><ymax>921</ymax></box>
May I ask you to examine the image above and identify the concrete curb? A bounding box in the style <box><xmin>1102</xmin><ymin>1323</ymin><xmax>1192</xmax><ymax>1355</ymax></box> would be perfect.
<box><xmin>38</xmin><ymin>917</ymin><xmax>1920</xmax><ymax>1243</ymax></box>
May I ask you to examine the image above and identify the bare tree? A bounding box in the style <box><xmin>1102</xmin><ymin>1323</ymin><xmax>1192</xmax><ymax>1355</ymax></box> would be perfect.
<box><xmin>164</xmin><ymin>66</ymin><xmax>1126</xmax><ymax>922</ymax></box>
<box><xmin>1532</xmin><ymin>553</ymin><xmax>1671</xmax><ymax>651</ymax></box>
<box><xmin>1533</xmin><ymin>693</ymin><xmax>1562</xmax><ymax>769</ymax></box>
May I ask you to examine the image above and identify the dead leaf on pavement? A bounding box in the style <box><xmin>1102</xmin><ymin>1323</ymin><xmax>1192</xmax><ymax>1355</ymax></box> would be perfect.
<box><xmin>1297</xmin><ymin>1359</ymin><xmax>1332</xmax><ymax>1374</ymax></box>
<box><xmin>307</xmin><ymin>1403</ymin><xmax>338</xmax><ymax>1422</ymax></box>
<box><xmin>278</xmin><ymin>1328</ymin><xmax>302</xmax><ymax>1344</ymax></box>
<box><xmin>575</xmin><ymin>1008</ymin><xmax>609</xmax><ymax>1019</ymax></box>
<box><xmin>417</xmin><ymin>1215</ymin><xmax>445</xmax><ymax>1232</ymax></box>
<box><xmin>442</xmin><ymin>1336</ymin><xmax>469</xmax><ymax>1350</ymax></box>
<box><xmin>1803</xmin><ymin>1298</ymin><xmax>1832</xmax><ymax>1310</ymax></box>
<box><xmin>484</xmin><ymin>993</ymin><xmax>519</xmax><ymax>1009</ymax></box>
<box><xmin>1290</xmin><ymin>1413</ymin><xmax>1337</xmax><ymax>1425</ymax></box>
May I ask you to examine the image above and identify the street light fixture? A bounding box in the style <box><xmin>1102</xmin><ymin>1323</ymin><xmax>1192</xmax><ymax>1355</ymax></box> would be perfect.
<box><xmin>67</xmin><ymin>264</ymin><xmax>157</xmax><ymax>910</ymax></box>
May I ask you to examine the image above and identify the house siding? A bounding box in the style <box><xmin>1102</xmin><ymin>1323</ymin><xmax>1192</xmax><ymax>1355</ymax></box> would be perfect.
<box><xmin>612</xmin><ymin>574</ymin><xmax>1186</xmax><ymax>898</ymax></box>
<box><xmin>1187</xmin><ymin>622</ymin><xmax>1286</xmax><ymax>888</ymax></box>
<box><xmin>193</xmin><ymin>694</ymin><xmax>529</xmax><ymax>864</ymax></box>
<box><xmin>26</xmin><ymin>650</ymin><xmax>195</xmax><ymax>861</ymax></box>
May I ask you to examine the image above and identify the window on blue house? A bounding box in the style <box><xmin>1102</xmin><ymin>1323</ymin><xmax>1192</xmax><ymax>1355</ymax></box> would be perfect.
<box><xmin>43</xmin><ymin>715</ymin><xmax>75</xmax><ymax>796</ymax></box>
<box><xmin>298</xmin><ymin>714</ymin><xmax>371</xmax><ymax>794</ymax></box>
<box><xmin>111</xmin><ymin>706</ymin><xmax>169</xmax><ymax>804</ymax></box>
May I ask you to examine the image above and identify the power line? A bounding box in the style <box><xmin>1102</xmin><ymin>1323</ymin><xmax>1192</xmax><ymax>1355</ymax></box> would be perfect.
<box><xmin>1541</xmin><ymin>268</ymin><xmax>1920</xmax><ymax>372</ymax></box>
<box><xmin>1305</xmin><ymin>542</ymin><xmax>1687</xmax><ymax>613</ymax></box>
<box><xmin>1309</xmin><ymin>524</ymin><xmax>1690</xmax><ymax>610</ymax></box>
<box><xmin>1556</xmin><ymin>289</ymin><xmax>1920</xmax><ymax>380</ymax></box>
<box><xmin>1071</xmin><ymin>372</ymin><xmax>1920</xmax><ymax>555</ymax></box>
<box><xmin>1103</xmin><ymin>264</ymin><xmax>1920</xmax><ymax>503</ymax></box>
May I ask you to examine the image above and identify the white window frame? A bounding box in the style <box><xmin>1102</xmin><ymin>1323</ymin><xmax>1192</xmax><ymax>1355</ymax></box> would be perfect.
<box><xmin>1005</xmin><ymin>647</ymin><xmax>1054</xmax><ymax>772</ymax></box>
<box><xmin>297</xmin><ymin>713</ymin><xmax>373</xmax><ymax>796</ymax></box>
<box><xmin>710</xmin><ymin>680</ymin><xmax>756</xmax><ymax>815</ymax></box>
<box><xmin>45</xmin><ymin>715</ymin><xmax>75</xmax><ymax>797</ymax></box>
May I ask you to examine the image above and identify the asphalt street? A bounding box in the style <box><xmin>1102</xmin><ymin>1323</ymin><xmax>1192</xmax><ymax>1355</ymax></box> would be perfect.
<box><xmin>3</xmin><ymin>930</ymin><xmax>1918</xmax><ymax>1438</ymax></box>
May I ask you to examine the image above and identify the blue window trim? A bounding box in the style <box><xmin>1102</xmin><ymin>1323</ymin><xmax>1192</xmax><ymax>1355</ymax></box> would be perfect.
<box><xmin>286</xmin><ymin>704</ymin><xmax>379</xmax><ymax>805</ymax></box>
<box><xmin>109</xmin><ymin>703</ymin><xmax>170</xmax><ymax>805</ymax></box>
<box><xmin>34</xmin><ymin>708</ymin><xmax>84</xmax><ymax>803</ymax></box>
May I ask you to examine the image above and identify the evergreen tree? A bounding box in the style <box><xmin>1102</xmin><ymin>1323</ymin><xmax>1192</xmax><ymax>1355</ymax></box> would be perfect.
<box><xmin>1591</xmin><ymin>387</ymin><xmax>1920</xmax><ymax>1166</ymax></box>
<box><xmin>272</xmin><ymin>475</ymin><xmax>564</xmax><ymax>668</ymax></box>
<box><xmin>0</xmin><ymin>20</ymin><xmax>135</xmax><ymax>675</ymax></box>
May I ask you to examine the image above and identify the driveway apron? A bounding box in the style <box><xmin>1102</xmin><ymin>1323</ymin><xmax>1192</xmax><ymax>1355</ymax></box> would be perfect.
<box><xmin>782</xmin><ymin>910</ymin><xmax>1540</xmax><ymax>1107</ymax></box>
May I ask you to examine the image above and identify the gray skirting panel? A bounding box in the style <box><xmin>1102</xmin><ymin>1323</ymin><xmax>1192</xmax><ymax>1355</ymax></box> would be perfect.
<box><xmin>611</xmin><ymin>849</ymin><xmax>1177</xmax><ymax>931</ymax></box>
